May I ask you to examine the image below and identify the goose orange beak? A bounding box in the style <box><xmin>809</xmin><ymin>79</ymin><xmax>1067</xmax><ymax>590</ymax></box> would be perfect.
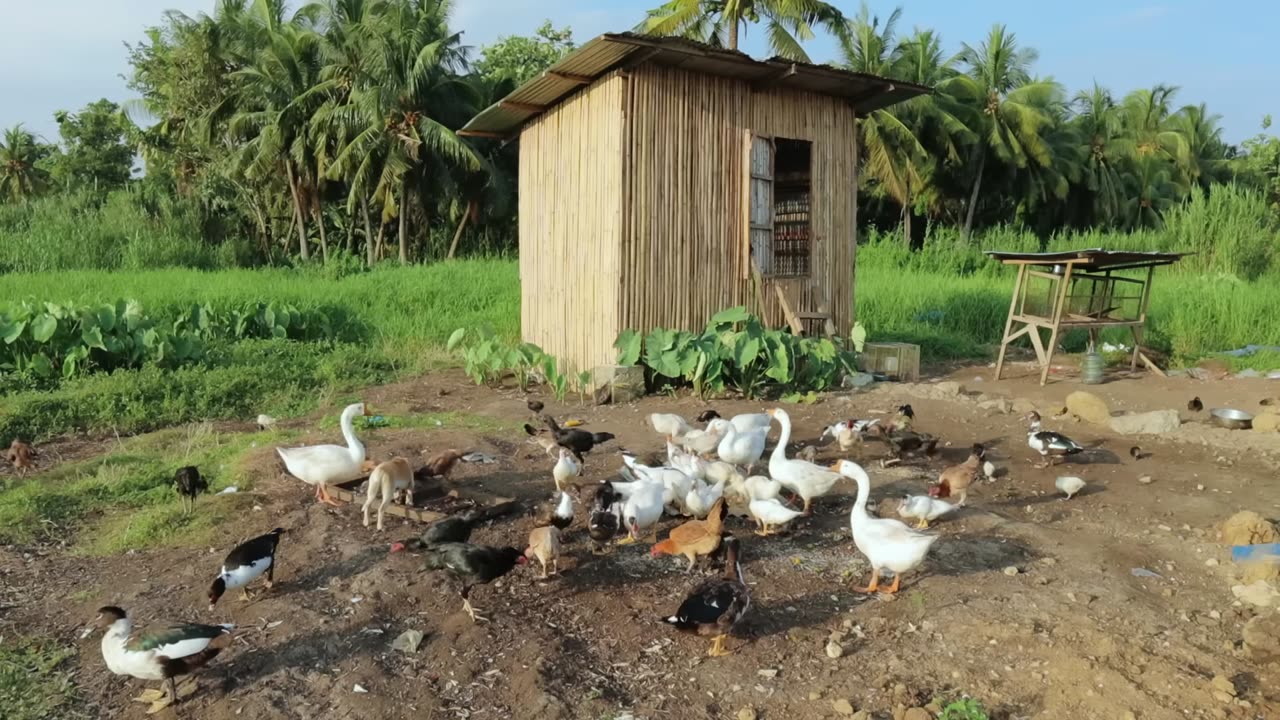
<box><xmin>765</xmin><ymin>409</ymin><xmax>777</xmax><ymax>417</ymax></box>
<box><xmin>828</xmin><ymin>461</ymin><xmax>841</xmax><ymax>471</ymax></box>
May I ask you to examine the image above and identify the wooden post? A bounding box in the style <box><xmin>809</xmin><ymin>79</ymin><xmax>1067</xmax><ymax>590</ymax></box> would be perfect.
<box><xmin>994</xmin><ymin>263</ymin><xmax>1027</xmax><ymax>380</ymax></box>
<box><xmin>1038</xmin><ymin>262</ymin><xmax>1075</xmax><ymax>386</ymax></box>
<box><xmin>1131</xmin><ymin>265</ymin><xmax>1156</xmax><ymax>371</ymax></box>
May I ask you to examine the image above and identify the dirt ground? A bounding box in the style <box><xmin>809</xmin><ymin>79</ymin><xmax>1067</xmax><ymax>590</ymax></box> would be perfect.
<box><xmin>3</xmin><ymin>360</ymin><xmax>1279</xmax><ymax>720</ymax></box>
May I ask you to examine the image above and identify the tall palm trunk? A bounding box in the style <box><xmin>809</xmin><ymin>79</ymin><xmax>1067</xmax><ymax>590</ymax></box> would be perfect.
<box><xmin>728</xmin><ymin>17</ymin><xmax>740</xmax><ymax>50</ymax></box>
<box><xmin>285</xmin><ymin>161</ymin><xmax>310</xmax><ymax>260</ymax></box>
<box><xmin>902</xmin><ymin>188</ymin><xmax>912</xmax><ymax>247</ymax></box>
<box><xmin>398</xmin><ymin>175</ymin><xmax>410</xmax><ymax>264</ymax></box>
<box><xmin>447</xmin><ymin>199</ymin><xmax>475</xmax><ymax>259</ymax></box>
<box><xmin>961</xmin><ymin>148</ymin><xmax>987</xmax><ymax>241</ymax></box>
<box><xmin>344</xmin><ymin>211</ymin><xmax>355</xmax><ymax>254</ymax></box>
<box><xmin>361</xmin><ymin>197</ymin><xmax>375</xmax><ymax>267</ymax></box>
<box><xmin>313</xmin><ymin>202</ymin><xmax>330</xmax><ymax>263</ymax></box>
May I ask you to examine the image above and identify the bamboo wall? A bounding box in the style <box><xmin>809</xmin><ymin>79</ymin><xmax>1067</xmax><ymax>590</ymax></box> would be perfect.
<box><xmin>518</xmin><ymin>72</ymin><xmax>625</xmax><ymax>373</ymax></box>
<box><xmin>618</xmin><ymin>64</ymin><xmax>860</xmax><ymax>338</ymax></box>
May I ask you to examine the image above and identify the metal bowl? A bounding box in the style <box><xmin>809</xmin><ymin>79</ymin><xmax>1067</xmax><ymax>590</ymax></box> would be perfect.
<box><xmin>1210</xmin><ymin>408</ymin><xmax>1254</xmax><ymax>430</ymax></box>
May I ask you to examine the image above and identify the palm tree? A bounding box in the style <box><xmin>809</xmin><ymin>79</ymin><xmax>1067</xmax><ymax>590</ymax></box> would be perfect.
<box><xmin>230</xmin><ymin>15</ymin><xmax>332</xmax><ymax>261</ymax></box>
<box><xmin>952</xmin><ymin>24</ymin><xmax>1059</xmax><ymax>238</ymax></box>
<box><xmin>1170</xmin><ymin>102</ymin><xmax>1227</xmax><ymax>192</ymax></box>
<box><xmin>1071</xmin><ymin>83</ymin><xmax>1133</xmax><ymax>225</ymax></box>
<box><xmin>639</xmin><ymin>0</ymin><xmax>850</xmax><ymax>61</ymax></box>
<box><xmin>324</xmin><ymin>0</ymin><xmax>478</xmax><ymax>264</ymax></box>
<box><xmin>0</xmin><ymin>125</ymin><xmax>50</xmax><ymax>203</ymax></box>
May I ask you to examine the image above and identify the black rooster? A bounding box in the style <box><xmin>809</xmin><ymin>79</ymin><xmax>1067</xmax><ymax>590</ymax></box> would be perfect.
<box><xmin>391</xmin><ymin>508</ymin><xmax>487</xmax><ymax>553</ymax></box>
<box><xmin>421</xmin><ymin>543</ymin><xmax>527</xmax><ymax>622</ymax></box>
<box><xmin>173</xmin><ymin>466</ymin><xmax>207</xmax><ymax>515</ymax></box>
<box><xmin>542</xmin><ymin>415</ymin><xmax>614</xmax><ymax>463</ymax></box>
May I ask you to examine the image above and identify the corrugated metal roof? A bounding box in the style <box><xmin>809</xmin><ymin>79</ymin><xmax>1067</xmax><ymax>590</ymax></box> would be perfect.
<box><xmin>459</xmin><ymin>32</ymin><xmax>931</xmax><ymax>137</ymax></box>
<box><xmin>985</xmin><ymin>249</ymin><xmax>1190</xmax><ymax>270</ymax></box>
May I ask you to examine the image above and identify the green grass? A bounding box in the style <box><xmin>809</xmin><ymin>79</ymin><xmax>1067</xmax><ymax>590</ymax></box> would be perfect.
<box><xmin>0</xmin><ymin>637</ymin><xmax>84</xmax><ymax>720</ymax></box>
<box><xmin>0</xmin><ymin>422</ymin><xmax>275</xmax><ymax>552</ymax></box>
<box><xmin>938</xmin><ymin>698</ymin><xmax>990</xmax><ymax>720</ymax></box>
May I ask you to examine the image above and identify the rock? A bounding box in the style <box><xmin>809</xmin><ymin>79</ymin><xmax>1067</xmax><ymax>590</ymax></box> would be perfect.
<box><xmin>845</xmin><ymin>372</ymin><xmax>877</xmax><ymax>389</ymax></box>
<box><xmin>1066</xmin><ymin>391</ymin><xmax>1112</xmax><ymax>425</ymax></box>
<box><xmin>1253</xmin><ymin>413</ymin><xmax>1280</xmax><ymax>433</ymax></box>
<box><xmin>1110</xmin><ymin>409</ymin><xmax>1181</xmax><ymax>435</ymax></box>
<box><xmin>1242</xmin><ymin>611</ymin><xmax>1280</xmax><ymax>663</ymax></box>
<box><xmin>826</xmin><ymin>640</ymin><xmax>844</xmax><ymax>658</ymax></box>
<box><xmin>1213</xmin><ymin>671</ymin><xmax>1233</xmax><ymax>696</ymax></box>
<box><xmin>1138</xmin><ymin>475</ymin><xmax>1154</xmax><ymax>485</ymax></box>
<box><xmin>1237</xmin><ymin>368</ymin><xmax>1262</xmax><ymax>378</ymax></box>
<box><xmin>757</xmin><ymin>668</ymin><xmax>778</xmax><ymax>679</ymax></box>
<box><xmin>934</xmin><ymin>381</ymin><xmax>965</xmax><ymax>396</ymax></box>
<box><xmin>1121</xmin><ymin>713</ymin><xmax>1137</xmax><ymax>720</ymax></box>
<box><xmin>391</xmin><ymin>629</ymin><xmax>424</xmax><ymax>654</ymax></box>
<box><xmin>1232</xmin><ymin>580</ymin><xmax>1280</xmax><ymax>608</ymax></box>
<box><xmin>832</xmin><ymin>699</ymin><xmax>855</xmax><ymax>715</ymax></box>
<box><xmin>903</xmin><ymin>710</ymin><xmax>931</xmax><ymax>720</ymax></box>
<box><xmin>737</xmin><ymin>708</ymin><xmax>758</xmax><ymax>720</ymax></box>
<box><xmin>1012</xmin><ymin>398</ymin><xmax>1037</xmax><ymax>415</ymax></box>
<box><xmin>977</xmin><ymin>398</ymin><xmax>1011</xmax><ymax>414</ymax></box>
<box><xmin>1004</xmin><ymin>566</ymin><xmax>1019</xmax><ymax>576</ymax></box>
<box><xmin>1219</xmin><ymin>511</ymin><xmax>1280</xmax><ymax>546</ymax></box>
<box><xmin>808</xmin><ymin>690</ymin><xmax>823</xmax><ymax>701</ymax></box>
<box><xmin>1206</xmin><ymin>558</ymin><xmax>1220</xmax><ymax>567</ymax></box>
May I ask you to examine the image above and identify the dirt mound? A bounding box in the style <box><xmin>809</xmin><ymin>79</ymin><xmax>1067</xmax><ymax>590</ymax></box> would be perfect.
<box><xmin>1220</xmin><ymin>511</ymin><xmax>1280</xmax><ymax>546</ymax></box>
<box><xmin>1065</xmin><ymin>391</ymin><xmax>1111</xmax><ymax>425</ymax></box>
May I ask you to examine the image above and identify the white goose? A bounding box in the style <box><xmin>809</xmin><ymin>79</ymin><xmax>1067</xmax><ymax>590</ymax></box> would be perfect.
<box><xmin>715</xmin><ymin>419</ymin><xmax>767</xmax><ymax>471</ymax></box>
<box><xmin>834</xmin><ymin>460</ymin><xmax>937</xmax><ymax>594</ymax></box>
<box><xmin>766</xmin><ymin>408</ymin><xmax>842</xmax><ymax>515</ymax></box>
<box><xmin>277</xmin><ymin>402</ymin><xmax>369</xmax><ymax>505</ymax></box>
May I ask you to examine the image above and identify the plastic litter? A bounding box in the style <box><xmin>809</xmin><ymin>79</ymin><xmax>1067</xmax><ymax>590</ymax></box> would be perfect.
<box><xmin>1130</xmin><ymin>567</ymin><xmax>1163</xmax><ymax>579</ymax></box>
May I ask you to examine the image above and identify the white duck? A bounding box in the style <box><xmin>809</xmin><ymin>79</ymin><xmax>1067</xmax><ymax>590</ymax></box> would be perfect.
<box><xmin>552</xmin><ymin>448</ymin><xmax>581</xmax><ymax>491</ymax></box>
<box><xmin>96</xmin><ymin>606</ymin><xmax>234</xmax><ymax>711</ymax></box>
<box><xmin>667</xmin><ymin>441</ymin><xmax>708</xmax><ymax>481</ymax></box>
<box><xmin>748</xmin><ymin>498</ymin><xmax>804</xmax><ymax>536</ymax></box>
<box><xmin>617</xmin><ymin>478</ymin><xmax>665</xmax><ymax>544</ymax></box>
<box><xmin>699</xmin><ymin>409</ymin><xmax>771</xmax><ymax>433</ymax></box>
<box><xmin>277</xmin><ymin>402</ymin><xmax>369</xmax><ymax>505</ymax></box>
<box><xmin>835</xmin><ymin>460</ymin><xmax>938</xmax><ymax>594</ymax></box>
<box><xmin>649</xmin><ymin>413</ymin><xmax>692</xmax><ymax>441</ymax></box>
<box><xmin>679</xmin><ymin>421</ymin><xmax>728</xmax><ymax>458</ymax></box>
<box><xmin>745</xmin><ymin>475</ymin><xmax>782</xmax><ymax>501</ymax></box>
<box><xmin>1055</xmin><ymin>476</ymin><xmax>1086</xmax><ymax>500</ymax></box>
<box><xmin>715</xmin><ymin>420</ymin><xmax>767</xmax><ymax>471</ymax></box>
<box><xmin>622</xmin><ymin>453</ymin><xmax>692</xmax><ymax>512</ymax></box>
<box><xmin>897</xmin><ymin>494</ymin><xmax>956</xmax><ymax>529</ymax></box>
<box><xmin>766</xmin><ymin>408</ymin><xmax>842</xmax><ymax>515</ymax></box>
<box><xmin>685</xmin><ymin>477</ymin><xmax>726</xmax><ymax>518</ymax></box>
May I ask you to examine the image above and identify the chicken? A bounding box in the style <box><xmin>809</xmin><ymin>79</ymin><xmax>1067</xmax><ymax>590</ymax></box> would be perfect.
<box><xmin>420</xmin><ymin>449</ymin><xmax>465</xmax><ymax>481</ymax></box>
<box><xmin>5</xmin><ymin>439</ymin><xmax>35</xmax><ymax>474</ymax></box>
<box><xmin>391</xmin><ymin>508</ymin><xmax>486</xmax><ymax>552</ymax></box>
<box><xmin>552</xmin><ymin>448</ymin><xmax>581</xmax><ymax>491</ymax></box>
<box><xmin>535</xmin><ymin>491</ymin><xmax>574</xmax><ymax>530</ymax></box>
<box><xmin>527</xmin><ymin>399</ymin><xmax>545</xmax><ymax>414</ymax></box>
<box><xmin>1055</xmin><ymin>476</ymin><xmax>1086</xmax><ymax>500</ymax></box>
<box><xmin>651</xmin><ymin>498</ymin><xmax>727</xmax><ymax>572</ymax></box>
<box><xmin>889</xmin><ymin>404</ymin><xmax>915</xmax><ymax>432</ymax></box>
<box><xmin>420</xmin><ymin>542</ymin><xmax>527</xmax><ymax>622</ymax></box>
<box><xmin>796</xmin><ymin>445</ymin><xmax>819</xmax><ymax>463</ymax></box>
<box><xmin>1188</xmin><ymin>396</ymin><xmax>1203</xmax><ymax>412</ymax></box>
<box><xmin>173</xmin><ymin>466</ymin><xmax>207</xmax><ymax>515</ymax></box>
<box><xmin>525</xmin><ymin>526</ymin><xmax>561</xmax><ymax>579</ymax></box>
<box><xmin>255</xmin><ymin>414</ymin><xmax>278</xmax><ymax>431</ymax></box>
<box><xmin>588</xmin><ymin>480</ymin><xmax>622</xmax><ymax>554</ymax></box>
<box><xmin>543</xmin><ymin>415</ymin><xmax>615</xmax><ymax>463</ymax></box>
<box><xmin>1129</xmin><ymin>446</ymin><xmax>1149</xmax><ymax>460</ymax></box>
<box><xmin>528</xmin><ymin>435</ymin><xmax>559</xmax><ymax>457</ymax></box>
<box><xmin>928</xmin><ymin>443</ymin><xmax>984</xmax><ymax>506</ymax></box>
<box><xmin>982</xmin><ymin>460</ymin><xmax>997</xmax><ymax>481</ymax></box>
<box><xmin>880</xmin><ymin>430</ymin><xmax>939</xmax><ymax>466</ymax></box>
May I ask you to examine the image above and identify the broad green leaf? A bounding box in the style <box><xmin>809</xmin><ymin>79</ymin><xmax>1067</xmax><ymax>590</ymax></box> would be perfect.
<box><xmin>83</xmin><ymin>326</ymin><xmax>107</xmax><ymax>351</ymax></box>
<box><xmin>613</xmin><ymin>329</ymin><xmax>642</xmax><ymax>366</ymax></box>
<box><xmin>733</xmin><ymin>336</ymin><xmax>761</xmax><ymax>368</ymax></box>
<box><xmin>709</xmin><ymin>305</ymin><xmax>750</xmax><ymax>326</ymax></box>
<box><xmin>654</xmin><ymin>350</ymin><xmax>683</xmax><ymax>378</ymax></box>
<box><xmin>446</xmin><ymin>328</ymin><xmax>467</xmax><ymax>351</ymax></box>
<box><xmin>272</xmin><ymin>325</ymin><xmax>288</xmax><ymax>339</ymax></box>
<box><xmin>1</xmin><ymin>320</ymin><xmax>25</xmax><ymax>344</ymax></box>
<box><xmin>645</xmin><ymin>328</ymin><xmax>677</xmax><ymax>353</ymax></box>
<box><xmin>29</xmin><ymin>353</ymin><xmax>53</xmax><ymax>378</ymax></box>
<box><xmin>63</xmin><ymin>352</ymin><xmax>78</xmax><ymax>378</ymax></box>
<box><xmin>95</xmin><ymin>304</ymin><xmax>116</xmax><ymax>332</ymax></box>
<box><xmin>30</xmin><ymin>314</ymin><xmax>57</xmax><ymax>343</ymax></box>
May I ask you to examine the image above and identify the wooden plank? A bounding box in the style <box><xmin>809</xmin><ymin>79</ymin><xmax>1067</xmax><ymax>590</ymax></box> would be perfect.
<box><xmin>1139</xmin><ymin>350</ymin><xmax>1167</xmax><ymax>377</ymax></box>
<box><xmin>994</xmin><ymin>264</ymin><xmax>1027</xmax><ymax>380</ymax></box>
<box><xmin>548</xmin><ymin>70</ymin><xmax>594</xmax><ymax>84</ymax></box>
<box><xmin>1039</xmin><ymin>261</ymin><xmax>1075</xmax><ymax>386</ymax></box>
<box><xmin>501</xmin><ymin>100</ymin><xmax>546</xmax><ymax>113</ymax></box>
<box><xmin>325</xmin><ymin>482</ymin><xmax>517</xmax><ymax>525</ymax></box>
<box><xmin>774</xmin><ymin>285</ymin><xmax>805</xmax><ymax>334</ymax></box>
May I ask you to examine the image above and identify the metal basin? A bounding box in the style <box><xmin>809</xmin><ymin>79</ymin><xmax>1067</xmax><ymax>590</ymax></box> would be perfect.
<box><xmin>1210</xmin><ymin>408</ymin><xmax>1253</xmax><ymax>430</ymax></box>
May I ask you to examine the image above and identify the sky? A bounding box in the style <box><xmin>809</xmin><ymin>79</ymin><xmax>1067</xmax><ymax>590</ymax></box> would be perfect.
<box><xmin>2</xmin><ymin>0</ymin><xmax>1275</xmax><ymax>145</ymax></box>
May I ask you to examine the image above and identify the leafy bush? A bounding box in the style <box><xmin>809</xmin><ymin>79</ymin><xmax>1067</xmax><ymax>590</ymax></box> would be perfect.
<box><xmin>447</xmin><ymin>328</ymin><xmax>589</xmax><ymax>402</ymax></box>
<box><xmin>614</xmin><ymin>307</ymin><xmax>865</xmax><ymax>399</ymax></box>
<box><xmin>938</xmin><ymin>698</ymin><xmax>990</xmax><ymax>720</ymax></box>
<box><xmin>0</xmin><ymin>299</ymin><xmax>356</xmax><ymax>388</ymax></box>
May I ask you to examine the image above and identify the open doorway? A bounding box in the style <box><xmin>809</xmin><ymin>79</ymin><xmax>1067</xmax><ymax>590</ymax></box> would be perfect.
<box><xmin>748</xmin><ymin>136</ymin><xmax>812</xmax><ymax>278</ymax></box>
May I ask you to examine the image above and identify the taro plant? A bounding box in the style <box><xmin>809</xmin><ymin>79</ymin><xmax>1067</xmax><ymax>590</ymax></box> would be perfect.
<box><xmin>614</xmin><ymin>306</ymin><xmax>864</xmax><ymax>399</ymax></box>
<box><xmin>448</xmin><ymin>327</ymin><xmax>571</xmax><ymax>397</ymax></box>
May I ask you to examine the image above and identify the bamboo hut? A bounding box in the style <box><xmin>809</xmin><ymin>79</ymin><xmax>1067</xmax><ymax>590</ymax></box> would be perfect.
<box><xmin>460</xmin><ymin>33</ymin><xmax>928</xmax><ymax>374</ymax></box>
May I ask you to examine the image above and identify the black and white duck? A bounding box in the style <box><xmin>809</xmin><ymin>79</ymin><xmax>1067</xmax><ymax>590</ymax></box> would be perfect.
<box><xmin>662</xmin><ymin>534</ymin><xmax>751</xmax><ymax>656</ymax></box>
<box><xmin>95</xmin><ymin>605</ymin><xmax>234</xmax><ymax>712</ymax></box>
<box><xmin>1025</xmin><ymin>411</ymin><xmax>1085</xmax><ymax>468</ymax></box>
<box><xmin>208</xmin><ymin>528</ymin><xmax>284</xmax><ymax>611</ymax></box>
